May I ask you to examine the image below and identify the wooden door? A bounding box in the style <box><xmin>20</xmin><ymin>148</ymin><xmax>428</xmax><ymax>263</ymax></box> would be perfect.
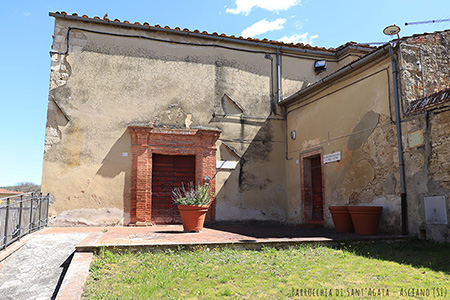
<box><xmin>302</xmin><ymin>154</ymin><xmax>324</xmax><ymax>225</ymax></box>
<box><xmin>152</xmin><ymin>155</ymin><xmax>196</xmax><ymax>224</ymax></box>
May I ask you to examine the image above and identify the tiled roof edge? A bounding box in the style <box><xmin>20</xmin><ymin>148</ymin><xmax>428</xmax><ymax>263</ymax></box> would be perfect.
<box><xmin>406</xmin><ymin>87</ymin><xmax>450</xmax><ymax>114</ymax></box>
<box><xmin>0</xmin><ymin>188</ymin><xmax>21</xmax><ymax>194</ymax></box>
<box><xmin>49</xmin><ymin>11</ymin><xmax>375</xmax><ymax>55</ymax></box>
<box><xmin>402</xmin><ymin>28</ymin><xmax>450</xmax><ymax>42</ymax></box>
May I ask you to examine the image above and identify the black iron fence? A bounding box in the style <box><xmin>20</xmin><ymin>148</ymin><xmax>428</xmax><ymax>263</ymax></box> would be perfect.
<box><xmin>0</xmin><ymin>193</ymin><xmax>50</xmax><ymax>250</ymax></box>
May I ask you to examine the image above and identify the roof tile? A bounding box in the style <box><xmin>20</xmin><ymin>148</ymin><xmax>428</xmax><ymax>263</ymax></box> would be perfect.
<box><xmin>52</xmin><ymin>11</ymin><xmax>377</xmax><ymax>53</ymax></box>
<box><xmin>406</xmin><ymin>87</ymin><xmax>450</xmax><ymax>114</ymax></box>
<box><xmin>0</xmin><ymin>188</ymin><xmax>21</xmax><ymax>195</ymax></box>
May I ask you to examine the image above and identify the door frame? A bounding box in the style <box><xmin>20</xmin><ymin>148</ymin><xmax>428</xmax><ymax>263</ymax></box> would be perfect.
<box><xmin>300</xmin><ymin>148</ymin><xmax>325</xmax><ymax>225</ymax></box>
<box><xmin>128</xmin><ymin>126</ymin><xmax>220</xmax><ymax>226</ymax></box>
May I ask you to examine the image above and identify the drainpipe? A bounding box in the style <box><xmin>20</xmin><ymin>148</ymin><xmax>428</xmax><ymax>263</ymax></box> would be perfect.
<box><xmin>276</xmin><ymin>48</ymin><xmax>282</xmax><ymax>104</ymax></box>
<box><xmin>389</xmin><ymin>45</ymin><xmax>408</xmax><ymax>235</ymax></box>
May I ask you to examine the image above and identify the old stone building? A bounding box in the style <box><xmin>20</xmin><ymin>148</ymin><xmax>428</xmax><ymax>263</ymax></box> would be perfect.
<box><xmin>42</xmin><ymin>12</ymin><xmax>449</xmax><ymax>241</ymax></box>
<box><xmin>43</xmin><ymin>11</ymin><xmax>372</xmax><ymax>226</ymax></box>
<box><xmin>281</xmin><ymin>29</ymin><xmax>450</xmax><ymax>242</ymax></box>
<box><xmin>399</xmin><ymin>31</ymin><xmax>450</xmax><ymax>241</ymax></box>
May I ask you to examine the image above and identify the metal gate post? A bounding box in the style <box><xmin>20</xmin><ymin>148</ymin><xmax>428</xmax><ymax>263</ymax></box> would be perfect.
<box><xmin>18</xmin><ymin>195</ymin><xmax>23</xmax><ymax>239</ymax></box>
<box><xmin>3</xmin><ymin>198</ymin><xmax>10</xmax><ymax>249</ymax></box>
<box><xmin>29</xmin><ymin>193</ymin><xmax>34</xmax><ymax>231</ymax></box>
<box><xmin>45</xmin><ymin>193</ymin><xmax>50</xmax><ymax>226</ymax></box>
<box><xmin>38</xmin><ymin>193</ymin><xmax>42</xmax><ymax>229</ymax></box>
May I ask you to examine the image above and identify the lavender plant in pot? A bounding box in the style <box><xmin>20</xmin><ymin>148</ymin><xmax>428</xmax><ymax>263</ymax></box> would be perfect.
<box><xmin>172</xmin><ymin>183</ymin><xmax>213</xmax><ymax>232</ymax></box>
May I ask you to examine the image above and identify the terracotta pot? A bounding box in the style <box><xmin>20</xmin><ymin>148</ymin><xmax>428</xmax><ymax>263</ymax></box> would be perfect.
<box><xmin>329</xmin><ymin>206</ymin><xmax>354</xmax><ymax>233</ymax></box>
<box><xmin>177</xmin><ymin>205</ymin><xmax>209</xmax><ymax>232</ymax></box>
<box><xmin>348</xmin><ymin>206</ymin><xmax>383</xmax><ymax>235</ymax></box>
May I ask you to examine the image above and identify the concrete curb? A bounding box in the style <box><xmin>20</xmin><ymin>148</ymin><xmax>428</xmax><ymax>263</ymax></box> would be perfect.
<box><xmin>76</xmin><ymin>235</ymin><xmax>408</xmax><ymax>253</ymax></box>
<box><xmin>56</xmin><ymin>252</ymin><xmax>93</xmax><ymax>300</ymax></box>
<box><xmin>0</xmin><ymin>240</ymin><xmax>27</xmax><ymax>263</ymax></box>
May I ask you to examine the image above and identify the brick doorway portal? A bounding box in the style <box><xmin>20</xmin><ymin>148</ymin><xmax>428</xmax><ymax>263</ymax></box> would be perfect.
<box><xmin>128</xmin><ymin>126</ymin><xmax>221</xmax><ymax>226</ymax></box>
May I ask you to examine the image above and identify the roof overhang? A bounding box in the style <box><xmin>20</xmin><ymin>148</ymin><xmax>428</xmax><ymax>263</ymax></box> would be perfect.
<box><xmin>280</xmin><ymin>43</ymin><xmax>393</xmax><ymax>106</ymax></box>
<box><xmin>49</xmin><ymin>12</ymin><xmax>373</xmax><ymax>59</ymax></box>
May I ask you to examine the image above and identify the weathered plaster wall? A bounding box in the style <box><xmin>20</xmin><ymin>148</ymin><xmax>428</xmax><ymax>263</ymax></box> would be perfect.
<box><xmin>44</xmin><ymin>18</ymin><xmax>357</xmax><ymax>225</ymax></box>
<box><xmin>402</xmin><ymin>110</ymin><xmax>450</xmax><ymax>242</ymax></box>
<box><xmin>399</xmin><ymin>32</ymin><xmax>450</xmax><ymax>241</ymax></box>
<box><xmin>285</xmin><ymin>58</ymin><xmax>403</xmax><ymax>233</ymax></box>
<box><xmin>215</xmin><ymin>119</ymin><xmax>287</xmax><ymax>221</ymax></box>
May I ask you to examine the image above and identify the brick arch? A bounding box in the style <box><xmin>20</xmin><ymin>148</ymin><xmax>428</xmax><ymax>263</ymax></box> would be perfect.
<box><xmin>128</xmin><ymin>126</ymin><xmax>220</xmax><ymax>225</ymax></box>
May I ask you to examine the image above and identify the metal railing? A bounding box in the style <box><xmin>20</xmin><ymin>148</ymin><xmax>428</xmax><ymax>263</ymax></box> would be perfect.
<box><xmin>0</xmin><ymin>193</ymin><xmax>50</xmax><ymax>250</ymax></box>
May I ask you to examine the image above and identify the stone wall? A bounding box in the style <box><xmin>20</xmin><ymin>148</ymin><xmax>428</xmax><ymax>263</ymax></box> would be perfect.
<box><xmin>400</xmin><ymin>30</ymin><xmax>450</xmax><ymax>101</ymax></box>
<box><xmin>400</xmin><ymin>31</ymin><xmax>450</xmax><ymax>242</ymax></box>
<box><xmin>402</xmin><ymin>110</ymin><xmax>450</xmax><ymax>242</ymax></box>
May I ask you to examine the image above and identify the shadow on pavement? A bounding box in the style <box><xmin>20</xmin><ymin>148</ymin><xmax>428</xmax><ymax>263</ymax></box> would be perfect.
<box><xmin>206</xmin><ymin>222</ymin><xmax>349</xmax><ymax>239</ymax></box>
<box><xmin>51</xmin><ymin>252</ymin><xmax>74</xmax><ymax>300</ymax></box>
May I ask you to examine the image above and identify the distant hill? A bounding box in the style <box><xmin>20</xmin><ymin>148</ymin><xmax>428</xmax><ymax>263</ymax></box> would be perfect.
<box><xmin>0</xmin><ymin>182</ymin><xmax>41</xmax><ymax>193</ymax></box>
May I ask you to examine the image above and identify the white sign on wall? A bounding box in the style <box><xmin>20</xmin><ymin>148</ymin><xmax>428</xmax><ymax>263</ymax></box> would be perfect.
<box><xmin>323</xmin><ymin>151</ymin><xmax>341</xmax><ymax>164</ymax></box>
<box><xmin>216</xmin><ymin>160</ymin><xmax>238</xmax><ymax>170</ymax></box>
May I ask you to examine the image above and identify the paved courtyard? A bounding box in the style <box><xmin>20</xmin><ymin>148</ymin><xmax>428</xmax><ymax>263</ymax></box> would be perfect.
<box><xmin>0</xmin><ymin>224</ymin><xmax>404</xmax><ymax>299</ymax></box>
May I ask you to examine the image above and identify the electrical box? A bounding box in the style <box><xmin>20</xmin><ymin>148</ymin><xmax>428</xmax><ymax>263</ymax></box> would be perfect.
<box><xmin>424</xmin><ymin>196</ymin><xmax>448</xmax><ymax>224</ymax></box>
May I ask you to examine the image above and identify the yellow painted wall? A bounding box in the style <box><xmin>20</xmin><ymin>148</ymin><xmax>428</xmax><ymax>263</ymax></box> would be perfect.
<box><xmin>284</xmin><ymin>57</ymin><xmax>402</xmax><ymax>233</ymax></box>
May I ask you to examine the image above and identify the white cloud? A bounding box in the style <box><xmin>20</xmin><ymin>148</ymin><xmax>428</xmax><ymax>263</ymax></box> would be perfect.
<box><xmin>278</xmin><ymin>33</ymin><xmax>318</xmax><ymax>45</ymax></box>
<box><xmin>242</xmin><ymin>18</ymin><xmax>286</xmax><ymax>38</ymax></box>
<box><xmin>23</xmin><ymin>12</ymin><xmax>32</xmax><ymax>16</ymax></box>
<box><xmin>227</xmin><ymin>0</ymin><xmax>300</xmax><ymax>15</ymax></box>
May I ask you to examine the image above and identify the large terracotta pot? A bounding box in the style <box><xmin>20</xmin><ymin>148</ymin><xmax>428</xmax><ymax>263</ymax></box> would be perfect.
<box><xmin>329</xmin><ymin>206</ymin><xmax>354</xmax><ymax>233</ymax></box>
<box><xmin>348</xmin><ymin>206</ymin><xmax>383</xmax><ymax>235</ymax></box>
<box><xmin>177</xmin><ymin>205</ymin><xmax>209</xmax><ymax>232</ymax></box>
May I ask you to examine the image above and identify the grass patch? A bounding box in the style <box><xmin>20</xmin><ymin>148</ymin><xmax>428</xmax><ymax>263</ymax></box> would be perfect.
<box><xmin>82</xmin><ymin>240</ymin><xmax>450</xmax><ymax>299</ymax></box>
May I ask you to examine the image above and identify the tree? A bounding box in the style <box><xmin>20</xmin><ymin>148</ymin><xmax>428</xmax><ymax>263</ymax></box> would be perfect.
<box><xmin>1</xmin><ymin>182</ymin><xmax>41</xmax><ymax>193</ymax></box>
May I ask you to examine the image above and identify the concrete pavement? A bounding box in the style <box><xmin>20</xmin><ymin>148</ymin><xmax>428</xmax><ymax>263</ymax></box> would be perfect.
<box><xmin>0</xmin><ymin>230</ymin><xmax>95</xmax><ymax>300</ymax></box>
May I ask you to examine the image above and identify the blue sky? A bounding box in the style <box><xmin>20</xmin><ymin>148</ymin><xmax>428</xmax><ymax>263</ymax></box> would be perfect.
<box><xmin>1</xmin><ymin>0</ymin><xmax>449</xmax><ymax>186</ymax></box>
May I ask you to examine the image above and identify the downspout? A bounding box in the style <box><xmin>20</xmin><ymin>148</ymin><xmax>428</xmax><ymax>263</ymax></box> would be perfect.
<box><xmin>277</xmin><ymin>49</ymin><xmax>292</xmax><ymax>161</ymax></box>
<box><xmin>276</xmin><ymin>48</ymin><xmax>282</xmax><ymax>104</ymax></box>
<box><xmin>389</xmin><ymin>45</ymin><xmax>408</xmax><ymax>235</ymax></box>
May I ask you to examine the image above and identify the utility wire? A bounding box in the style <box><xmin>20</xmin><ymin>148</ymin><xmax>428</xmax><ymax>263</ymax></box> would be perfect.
<box><xmin>356</xmin><ymin>42</ymin><xmax>388</xmax><ymax>46</ymax></box>
<box><xmin>405</xmin><ymin>18</ymin><xmax>450</xmax><ymax>26</ymax></box>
